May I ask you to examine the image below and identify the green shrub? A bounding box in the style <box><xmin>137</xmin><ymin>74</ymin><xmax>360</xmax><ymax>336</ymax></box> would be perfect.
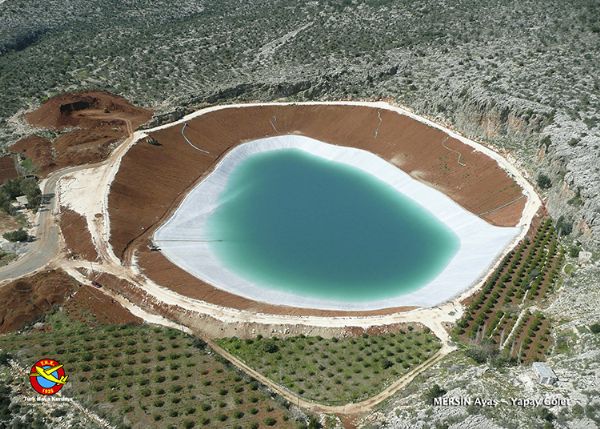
<box><xmin>590</xmin><ymin>323</ymin><xmax>600</xmax><ymax>334</ymax></box>
<box><xmin>556</xmin><ymin>216</ymin><xmax>573</xmax><ymax>235</ymax></box>
<box><xmin>424</xmin><ymin>384</ymin><xmax>446</xmax><ymax>404</ymax></box>
<box><xmin>382</xmin><ymin>359</ymin><xmax>393</xmax><ymax>369</ymax></box>
<box><xmin>0</xmin><ymin>352</ymin><xmax>11</xmax><ymax>366</ymax></box>
<box><xmin>263</xmin><ymin>340</ymin><xmax>279</xmax><ymax>353</ymax></box>
<box><xmin>568</xmin><ymin>246</ymin><xmax>580</xmax><ymax>258</ymax></box>
<box><xmin>264</xmin><ymin>417</ymin><xmax>277</xmax><ymax>426</ymax></box>
<box><xmin>306</xmin><ymin>415</ymin><xmax>322</xmax><ymax>428</ymax></box>
<box><xmin>540</xmin><ymin>135</ymin><xmax>552</xmax><ymax>148</ymax></box>
<box><xmin>536</xmin><ymin>174</ymin><xmax>552</xmax><ymax>190</ymax></box>
<box><xmin>3</xmin><ymin>229</ymin><xmax>28</xmax><ymax>242</ymax></box>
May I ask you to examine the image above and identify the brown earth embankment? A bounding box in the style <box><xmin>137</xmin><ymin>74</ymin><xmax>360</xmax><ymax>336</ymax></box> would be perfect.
<box><xmin>0</xmin><ymin>270</ymin><xmax>79</xmax><ymax>333</ymax></box>
<box><xmin>10</xmin><ymin>135</ymin><xmax>53</xmax><ymax>174</ymax></box>
<box><xmin>11</xmin><ymin>91</ymin><xmax>152</xmax><ymax>176</ymax></box>
<box><xmin>64</xmin><ymin>285</ymin><xmax>142</xmax><ymax>326</ymax></box>
<box><xmin>25</xmin><ymin>91</ymin><xmax>151</xmax><ymax>130</ymax></box>
<box><xmin>136</xmin><ymin>251</ymin><xmax>417</xmax><ymax>317</ymax></box>
<box><xmin>95</xmin><ymin>272</ymin><xmax>422</xmax><ymax>338</ymax></box>
<box><xmin>0</xmin><ymin>155</ymin><xmax>19</xmax><ymax>184</ymax></box>
<box><xmin>108</xmin><ymin>104</ymin><xmax>527</xmax><ymax>315</ymax></box>
<box><xmin>59</xmin><ymin>208</ymin><xmax>98</xmax><ymax>261</ymax></box>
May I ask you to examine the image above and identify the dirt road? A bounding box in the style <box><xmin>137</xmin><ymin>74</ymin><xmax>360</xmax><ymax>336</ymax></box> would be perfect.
<box><xmin>207</xmin><ymin>338</ymin><xmax>454</xmax><ymax>415</ymax></box>
<box><xmin>0</xmin><ymin>119</ymin><xmax>136</xmax><ymax>283</ymax></box>
<box><xmin>0</xmin><ymin>165</ymin><xmax>84</xmax><ymax>282</ymax></box>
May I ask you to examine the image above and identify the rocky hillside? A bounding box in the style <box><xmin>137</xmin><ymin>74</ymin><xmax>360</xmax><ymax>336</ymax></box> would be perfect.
<box><xmin>362</xmin><ymin>261</ymin><xmax>600</xmax><ymax>429</ymax></box>
<box><xmin>0</xmin><ymin>0</ymin><xmax>598</xmax><ymax>247</ymax></box>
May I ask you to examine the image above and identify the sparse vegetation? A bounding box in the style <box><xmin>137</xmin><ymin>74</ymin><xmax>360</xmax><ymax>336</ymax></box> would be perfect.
<box><xmin>0</xmin><ymin>312</ymin><xmax>300</xmax><ymax>428</ymax></box>
<box><xmin>218</xmin><ymin>329</ymin><xmax>441</xmax><ymax>404</ymax></box>
<box><xmin>0</xmin><ymin>250</ymin><xmax>17</xmax><ymax>266</ymax></box>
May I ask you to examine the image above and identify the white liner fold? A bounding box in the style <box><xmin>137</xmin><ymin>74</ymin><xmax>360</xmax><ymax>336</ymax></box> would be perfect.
<box><xmin>154</xmin><ymin>135</ymin><xmax>520</xmax><ymax>310</ymax></box>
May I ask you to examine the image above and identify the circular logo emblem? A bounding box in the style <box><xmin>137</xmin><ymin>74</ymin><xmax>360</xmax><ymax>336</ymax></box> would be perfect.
<box><xmin>29</xmin><ymin>359</ymin><xmax>68</xmax><ymax>395</ymax></box>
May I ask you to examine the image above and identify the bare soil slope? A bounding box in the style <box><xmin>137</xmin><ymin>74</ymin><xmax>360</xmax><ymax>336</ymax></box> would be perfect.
<box><xmin>10</xmin><ymin>135</ymin><xmax>53</xmax><ymax>174</ymax></box>
<box><xmin>59</xmin><ymin>208</ymin><xmax>98</xmax><ymax>261</ymax></box>
<box><xmin>0</xmin><ymin>270</ymin><xmax>142</xmax><ymax>333</ymax></box>
<box><xmin>108</xmin><ymin>104</ymin><xmax>526</xmax><ymax>314</ymax></box>
<box><xmin>64</xmin><ymin>285</ymin><xmax>142</xmax><ymax>326</ymax></box>
<box><xmin>0</xmin><ymin>270</ymin><xmax>79</xmax><ymax>333</ymax></box>
<box><xmin>0</xmin><ymin>155</ymin><xmax>19</xmax><ymax>184</ymax></box>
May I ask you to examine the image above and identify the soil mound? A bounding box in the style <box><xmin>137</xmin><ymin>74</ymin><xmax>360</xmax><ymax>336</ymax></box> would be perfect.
<box><xmin>25</xmin><ymin>91</ymin><xmax>151</xmax><ymax>130</ymax></box>
<box><xmin>10</xmin><ymin>135</ymin><xmax>53</xmax><ymax>175</ymax></box>
<box><xmin>0</xmin><ymin>270</ymin><xmax>79</xmax><ymax>333</ymax></box>
<box><xmin>11</xmin><ymin>91</ymin><xmax>152</xmax><ymax>177</ymax></box>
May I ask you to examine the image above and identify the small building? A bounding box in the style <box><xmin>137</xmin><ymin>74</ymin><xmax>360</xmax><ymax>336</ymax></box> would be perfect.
<box><xmin>532</xmin><ymin>362</ymin><xmax>558</xmax><ymax>385</ymax></box>
<box><xmin>15</xmin><ymin>195</ymin><xmax>29</xmax><ymax>208</ymax></box>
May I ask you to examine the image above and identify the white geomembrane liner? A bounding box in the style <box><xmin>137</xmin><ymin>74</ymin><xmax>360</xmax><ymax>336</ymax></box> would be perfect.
<box><xmin>154</xmin><ymin>135</ymin><xmax>521</xmax><ymax>310</ymax></box>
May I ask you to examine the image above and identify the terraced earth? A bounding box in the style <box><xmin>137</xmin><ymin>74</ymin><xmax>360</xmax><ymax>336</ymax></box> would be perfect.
<box><xmin>454</xmin><ymin>218</ymin><xmax>565</xmax><ymax>363</ymax></box>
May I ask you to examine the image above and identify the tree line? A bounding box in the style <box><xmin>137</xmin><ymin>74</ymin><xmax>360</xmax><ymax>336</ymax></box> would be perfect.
<box><xmin>0</xmin><ymin>177</ymin><xmax>41</xmax><ymax>214</ymax></box>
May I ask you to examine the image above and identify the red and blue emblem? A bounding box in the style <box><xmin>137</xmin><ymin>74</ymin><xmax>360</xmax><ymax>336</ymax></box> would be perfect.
<box><xmin>29</xmin><ymin>358</ymin><xmax>68</xmax><ymax>395</ymax></box>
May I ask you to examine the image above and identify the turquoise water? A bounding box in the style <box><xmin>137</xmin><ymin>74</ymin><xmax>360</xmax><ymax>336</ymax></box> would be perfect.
<box><xmin>206</xmin><ymin>149</ymin><xmax>459</xmax><ymax>302</ymax></box>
